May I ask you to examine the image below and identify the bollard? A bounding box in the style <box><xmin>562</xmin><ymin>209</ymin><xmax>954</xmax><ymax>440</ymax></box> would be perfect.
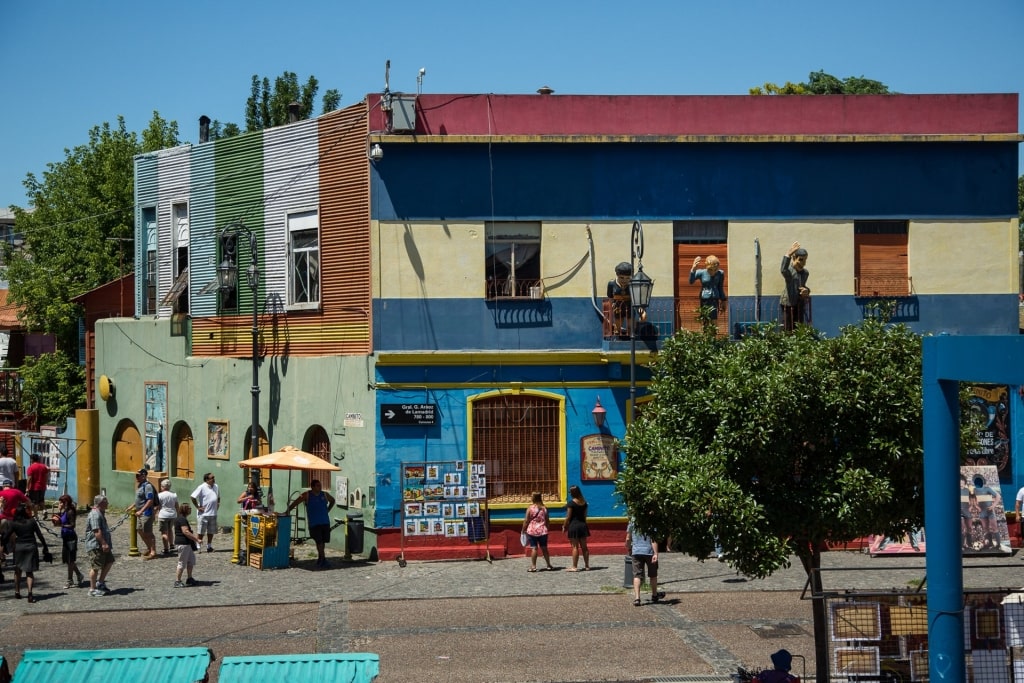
<box><xmin>128</xmin><ymin>511</ymin><xmax>140</xmax><ymax>557</ymax></box>
<box><xmin>623</xmin><ymin>554</ymin><xmax>641</xmax><ymax>589</ymax></box>
<box><xmin>231</xmin><ymin>513</ymin><xmax>242</xmax><ymax>565</ymax></box>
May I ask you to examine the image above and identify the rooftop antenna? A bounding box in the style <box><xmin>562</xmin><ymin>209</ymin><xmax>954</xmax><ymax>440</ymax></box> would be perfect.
<box><xmin>417</xmin><ymin>67</ymin><xmax>426</xmax><ymax>95</ymax></box>
<box><xmin>382</xmin><ymin>60</ymin><xmax>392</xmax><ymax>112</ymax></box>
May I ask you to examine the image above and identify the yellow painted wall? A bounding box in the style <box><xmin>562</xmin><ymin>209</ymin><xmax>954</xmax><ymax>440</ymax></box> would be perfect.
<box><xmin>908</xmin><ymin>220</ymin><xmax>1017</xmax><ymax>294</ymax></box>
<box><xmin>726</xmin><ymin>222</ymin><xmax>853</xmax><ymax>297</ymax></box>
<box><xmin>373</xmin><ymin>220</ymin><xmax>676</xmax><ymax>300</ymax></box>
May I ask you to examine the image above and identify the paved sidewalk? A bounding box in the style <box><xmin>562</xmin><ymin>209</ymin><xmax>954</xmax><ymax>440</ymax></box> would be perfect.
<box><xmin>0</xmin><ymin>513</ymin><xmax>1020</xmax><ymax>682</ymax></box>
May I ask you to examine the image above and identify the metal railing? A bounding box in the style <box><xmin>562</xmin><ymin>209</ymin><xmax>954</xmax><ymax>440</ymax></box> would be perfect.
<box><xmin>602</xmin><ymin>298</ymin><xmax>813</xmax><ymax>341</ymax></box>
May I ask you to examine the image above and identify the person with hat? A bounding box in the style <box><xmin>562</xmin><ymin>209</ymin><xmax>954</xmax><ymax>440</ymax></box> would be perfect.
<box><xmin>753</xmin><ymin>649</ymin><xmax>800</xmax><ymax>683</ymax></box>
<box><xmin>133</xmin><ymin>468</ymin><xmax>159</xmax><ymax>559</ymax></box>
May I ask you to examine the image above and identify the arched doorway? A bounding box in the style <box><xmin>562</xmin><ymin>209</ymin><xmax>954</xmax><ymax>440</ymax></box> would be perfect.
<box><xmin>171</xmin><ymin>421</ymin><xmax>195</xmax><ymax>479</ymax></box>
<box><xmin>113</xmin><ymin>420</ymin><xmax>143</xmax><ymax>472</ymax></box>
<box><xmin>301</xmin><ymin>425</ymin><xmax>332</xmax><ymax>491</ymax></box>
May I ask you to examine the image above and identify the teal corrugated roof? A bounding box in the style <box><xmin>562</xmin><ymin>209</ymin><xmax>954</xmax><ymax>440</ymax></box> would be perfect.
<box><xmin>13</xmin><ymin>647</ymin><xmax>212</xmax><ymax>683</ymax></box>
<box><xmin>218</xmin><ymin>653</ymin><xmax>380</xmax><ymax>683</ymax></box>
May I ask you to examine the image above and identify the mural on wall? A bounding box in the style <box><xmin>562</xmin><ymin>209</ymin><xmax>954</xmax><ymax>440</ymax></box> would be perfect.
<box><xmin>208</xmin><ymin>421</ymin><xmax>229</xmax><ymax>459</ymax></box>
<box><xmin>144</xmin><ymin>382</ymin><xmax>167</xmax><ymax>471</ymax></box>
<box><xmin>960</xmin><ymin>465</ymin><xmax>1012</xmax><ymax>555</ymax></box>
<box><xmin>964</xmin><ymin>384</ymin><xmax>1011</xmax><ymax>484</ymax></box>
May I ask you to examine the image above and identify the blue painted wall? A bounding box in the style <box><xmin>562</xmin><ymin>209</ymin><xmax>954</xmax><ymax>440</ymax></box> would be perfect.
<box><xmin>371</xmin><ymin>142</ymin><xmax>1018</xmax><ymax>221</ymax></box>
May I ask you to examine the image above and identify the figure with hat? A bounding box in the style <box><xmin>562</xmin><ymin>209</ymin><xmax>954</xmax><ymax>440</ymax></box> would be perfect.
<box><xmin>780</xmin><ymin>241</ymin><xmax>810</xmax><ymax>331</ymax></box>
<box><xmin>133</xmin><ymin>468</ymin><xmax>159</xmax><ymax>559</ymax></box>
<box><xmin>753</xmin><ymin>649</ymin><xmax>800</xmax><ymax>683</ymax></box>
<box><xmin>607</xmin><ymin>262</ymin><xmax>646</xmax><ymax>339</ymax></box>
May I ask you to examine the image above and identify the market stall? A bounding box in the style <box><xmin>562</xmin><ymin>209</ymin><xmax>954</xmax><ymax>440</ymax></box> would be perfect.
<box><xmin>234</xmin><ymin>445</ymin><xmax>341</xmax><ymax>569</ymax></box>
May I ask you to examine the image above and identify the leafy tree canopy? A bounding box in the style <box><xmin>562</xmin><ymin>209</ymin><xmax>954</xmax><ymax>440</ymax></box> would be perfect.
<box><xmin>617</xmin><ymin>315</ymin><xmax>924</xmax><ymax>580</ymax></box>
<box><xmin>209</xmin><ymin>71</ymin><xmax>341</xmax><ymax>140</ymax></box>
<box><xmin>750</xmin><ymin>70</ymin><xmax>892</xmax><ymax>95</ymax></box>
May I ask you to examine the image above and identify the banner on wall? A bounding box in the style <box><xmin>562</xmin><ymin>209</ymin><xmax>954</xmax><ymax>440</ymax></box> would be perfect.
<box><xmin>964</xmin><ymin>384</ymin><xmax>1011</xmax><ymax>484</ymax></box>
<box><xmin>960</xmin><ymin>464</ymin><xmax>1012</xmax><ymax>555</ymax></box>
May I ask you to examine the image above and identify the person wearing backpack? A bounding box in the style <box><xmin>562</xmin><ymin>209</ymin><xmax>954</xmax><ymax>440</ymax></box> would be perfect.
<box><xmin>133</xmin><ymin>469</ymin><xmax>159</xmax><ymax>559</ymax></box>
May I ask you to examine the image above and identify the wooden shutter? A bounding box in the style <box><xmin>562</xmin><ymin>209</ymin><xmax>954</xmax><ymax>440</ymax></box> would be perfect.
<box><xmin>674</xmin><ymin>243</ymin><xmax>728</xmax><ymax>334</ymax></box>
<box><xmin>855</xmin><ymin>227</ymin><xmax>909</xmax><ymax>297</ymax></box>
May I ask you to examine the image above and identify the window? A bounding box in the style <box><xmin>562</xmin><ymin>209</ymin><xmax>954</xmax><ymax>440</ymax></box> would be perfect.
<box><xmin>855</xmin><ymin>221</ymin><xmax>910</xmax><ymax>297</ymax></box>
<box><xmin>470</xmin><ymin>392</ymin><xmax>561</xmax><ymax>504</ymax></box>
<box><xmin>485</xmin><ymin>222</ymin><xmax>541</xmax><ymax>299</ymax></box>
<box><xmin>288</xmin><ymin>210</ymin><xmax>320</xmax><ymax>307</ymax></box>
<box><xmin>142</xmin><ymin>207</ymin><xmax>157</xmax><ymax>314</ymax></box>
<box><xmin>172</xmin><ymin>202</ymin><xmax>189</xmax><ymax>314</ymax></box>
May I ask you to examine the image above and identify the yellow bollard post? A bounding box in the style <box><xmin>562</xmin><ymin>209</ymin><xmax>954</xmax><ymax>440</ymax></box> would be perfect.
<box><xmin>128</xmin><ymin>512</ymin><xmax>140</xmax><ymax>557</ymax></box>
<box><xmin>231</xmin><ymin>513</ymin><xmax>242</xmax><ymax>565</ymax></box>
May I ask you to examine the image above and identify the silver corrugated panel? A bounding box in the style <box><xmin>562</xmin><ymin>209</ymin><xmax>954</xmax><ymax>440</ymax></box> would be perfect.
<box><xmin>156</xmin><ymin>146</ymin><xmax>193</xmax><ymax>318</ymax></box>
<box><xmin>133</xmin><ymin>153</ymin><xmax>160</xmax><ymax>318</ymax></box>
<box><xmin>189</xmin><ymin>143</ymin><xmax>218</xmax><ymax>317</ymax></box>
<box><xmin>262</xmin><ymin>118</ymin><xmax>320</xmax><ymax>309</ymax></box>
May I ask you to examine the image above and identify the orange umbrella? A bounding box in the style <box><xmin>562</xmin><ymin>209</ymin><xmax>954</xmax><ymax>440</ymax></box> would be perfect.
<box><xmin>238</xmin><ymin>445</ymin><xmax>340</xmax><ymax>471</ymax></box>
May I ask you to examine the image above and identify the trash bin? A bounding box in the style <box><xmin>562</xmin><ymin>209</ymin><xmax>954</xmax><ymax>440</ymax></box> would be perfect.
<box><xmin>346</xmin><ymin>512</ymin><xmax>364</xmax><ymax>556</ymax></box>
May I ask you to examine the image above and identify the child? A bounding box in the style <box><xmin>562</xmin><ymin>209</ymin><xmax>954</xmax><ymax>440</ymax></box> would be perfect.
<box><xmin>173</xmin><ymin>502</ymin><xmax>202</xmax><ymax>587</ymax></box>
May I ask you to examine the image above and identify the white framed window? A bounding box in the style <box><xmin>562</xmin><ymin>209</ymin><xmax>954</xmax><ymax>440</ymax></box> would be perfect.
<box><xmin>287</xmin><ymin>210</ymin><xmax>320</xmax><ymax>308</ymax></box>
<box><xmin>171</xmin><ymin>202</ymin><xmax>189</xmax><ymax>313</ymax></box>
<box><xmin>142</xmin><ymin>207</ymin><xmax>157</xmax><ymax>314</ymax></box>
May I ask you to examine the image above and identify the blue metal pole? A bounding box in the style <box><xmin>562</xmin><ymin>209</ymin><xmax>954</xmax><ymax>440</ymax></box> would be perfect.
<box><xmin>923</xmin><ymin>338</ymin><xmax>964</xmax><ymax>682</ymax></box>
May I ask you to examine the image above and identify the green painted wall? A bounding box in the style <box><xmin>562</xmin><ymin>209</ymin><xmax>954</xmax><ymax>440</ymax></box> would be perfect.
<box><xmin>94</xmin><ymin>317</ymin><xmax>377</xmax><ymax>552</ymax></box>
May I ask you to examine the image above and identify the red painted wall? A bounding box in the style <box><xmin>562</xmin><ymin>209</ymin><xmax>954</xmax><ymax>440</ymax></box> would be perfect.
<box><xmin>368</xmin><ymin>93</ymin><xmax>1018</xmax><ymax>136</ymax></box>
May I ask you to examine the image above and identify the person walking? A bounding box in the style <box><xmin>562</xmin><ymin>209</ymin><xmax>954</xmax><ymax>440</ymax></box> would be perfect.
<box><xmin>53</xmin><ymin>494</ymin><xmax>84</xmax><ymax>589</ymax></box>
<box><xmin>285</xmin><ymin>479</ymin><xmax>336</xmax><ymax>569</ymax></box>
<box><xmin>157</xmin><ymin>479</ymin><xmax>179</xmax><ymax>555</ymax></box>
<box><xmin>0</xmin><ymin>503</ymin><xmax>51</xmax><ymax>602</ymax></box>
<box><xmin>190</xmin><ymin>473</ymin><xmax>220</xmax><ymax>552</ymax></box>
<box><xmin>25</xmin><ymin>454</ymin><xmax>49</xmax><ymax>516</ymax></box>
<box><xmin>173</xmin><ymin>502</ymin><xmax>202</xmax><ymax>587</ymax></box>
<box><xmin>626</xmin><ymin>518</ymin><xmax>665</xmax><ymax>606</ymax></box>
<box><xmin>522</xmin><ymin>492</ymin><xmax>556</xmax><ymax>572</ymax></box>
<box><xmin>562</xmin><ymin>485</ymin><xmax>591</xmax><ymax>571</ymax></box>
<box><xmin>84</xmin><ymin>494</ymin><xmax>115</xmax><ymax>596</ymax></box>
<box><xmin>133</xmin><ymin>468</ymin><xmax>159</xmax><ymax>559</ymax></box>
<box><xmin>0</xmin><ymin>478</ymin><xmax>29</xmax><ymax>521</ymax></box>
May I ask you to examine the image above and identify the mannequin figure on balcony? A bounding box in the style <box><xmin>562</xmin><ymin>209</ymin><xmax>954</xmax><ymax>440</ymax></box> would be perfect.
<box><xmin>780</xmin><ymin>242</ymin><xmax>810</xmax><ymax>331</ymax></box>
<box><xmin>607</xmin><ymin>262</ymin><xmax>646</xmax><ymax>339</ymax></box>
<box><xmin>689</xmin><ymin>255</ymin><xmax>725</xmax><ymax>321</ymax></box>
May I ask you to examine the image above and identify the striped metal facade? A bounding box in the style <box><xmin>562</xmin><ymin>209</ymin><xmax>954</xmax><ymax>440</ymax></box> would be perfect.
<box><xmin>134</xmin><ymin>101</ymin><xmax>374</xmax><ymax>358</ymax></box>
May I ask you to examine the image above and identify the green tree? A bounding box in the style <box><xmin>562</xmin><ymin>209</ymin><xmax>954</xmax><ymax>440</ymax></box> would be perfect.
<box><xmin>18</xmin><ymin>353</ymin><xmax>86</xmax><ymax>429</ymax></box>
<box><xmin>3</xmin><ymin>113</ymin><xmax>178</xmax><ymax>421</ymax></box>
<box><xmin>617</xmin><ymin>315</ymin><xmax>925</xmax><ymax>677</ymax></box>
<box><xmin>243</xmin><ymin>71</ymin><xmax>342</xmax><ymax>133</ymax></box>
<box><xmin>751</xmin><ymin>70</ymin><xmax>892</xmax><ymax>95</ymax></box>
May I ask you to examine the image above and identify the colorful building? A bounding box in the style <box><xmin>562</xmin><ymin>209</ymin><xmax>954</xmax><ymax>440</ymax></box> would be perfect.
<box><xmin>93</xmin><ymin>91</ymin><xmax>1021</xmax><ymax>559</ymax></box>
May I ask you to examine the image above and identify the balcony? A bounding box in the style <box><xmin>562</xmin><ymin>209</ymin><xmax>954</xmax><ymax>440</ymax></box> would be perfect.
<box><xmin>603</xmin><ymin>297</ymin><xmax>813</xmax><ymax>342</ymax></box>
<box><xmin>486</xmin><ymin>278</ymin><xmax>545</xmax><ymax>300</ymax></box>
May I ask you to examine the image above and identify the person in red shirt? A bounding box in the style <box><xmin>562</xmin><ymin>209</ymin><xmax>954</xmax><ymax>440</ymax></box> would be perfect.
<box><xmin>0</xmin><ymin>479</ymin><xmax>29</xmax><ymax>521</ymax></box>
<box><xmin>26</xmin><ymin>454</ymin><xmax>50</xmax><ymax>515</ymax></box>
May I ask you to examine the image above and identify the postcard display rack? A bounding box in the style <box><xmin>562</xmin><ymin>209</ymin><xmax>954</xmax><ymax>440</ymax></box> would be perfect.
<box><xmin>399</xmin><ymin>460</ymin><xmax>491</xmax><ymax>563</ymax></box>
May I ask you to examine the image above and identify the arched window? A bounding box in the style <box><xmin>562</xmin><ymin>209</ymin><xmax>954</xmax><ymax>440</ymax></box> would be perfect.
<box><xmin>171</xmin><ymin>421</ymin><xmax>195</xmax><ymax>479</ymax></box>
<box><xmin>301</xmin><ymin>425</ymin><xmax>332</xmax><ymax>491</ymax></box>
<box><xmin>113</xmin><ymin>419</ymin><xmax>143</xmax><ymax>472</ymax></box>
<box><xmin>469</xmin><ymin>391</ymin><xmax>564</xmax><ymax>505</ymax></box>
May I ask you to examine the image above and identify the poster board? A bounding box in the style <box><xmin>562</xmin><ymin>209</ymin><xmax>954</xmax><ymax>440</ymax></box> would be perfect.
<box><xmin>400</xmin><ymin>460</ymin><xmax>489</xmax><ymax>560</ymax></box>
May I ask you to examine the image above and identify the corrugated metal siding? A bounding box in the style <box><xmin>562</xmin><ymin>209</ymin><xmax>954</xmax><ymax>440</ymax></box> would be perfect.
<box><xmin>263</xmin><ymin>118</ymin><xmax>320</xmax><ymax>310</ymax></box>
<box><xmin>134</xmin><ymin>153</ymin><xmax>159</xmax><ymax>318</ymax></box>
<box><xmin>13</xmin><ymin>647</ymin><xmax>211</xmax><ymax>683</ymax></box>
<box><xmin>213</xmin><ymin>132</ymin><xmax>265</xmax><ymax>356</ymax></box>
<box><xmin>218</xmin><ymin>653</ymin><xmax>379</xmax><ymax>683</ymax></box>
<box><xmin>189</xmin><ymin>142</ymin><xmax>218</xmax><ymax>317</ymax></box>
<box><xmin>318</xmin><ymin>101</ymin><xmax>372</xmax><ymax>355</ymax></box>
<box><xmin>156</xmin><ymin>146</ymin><xmax>193</xmax><ymax>318</ymax></box>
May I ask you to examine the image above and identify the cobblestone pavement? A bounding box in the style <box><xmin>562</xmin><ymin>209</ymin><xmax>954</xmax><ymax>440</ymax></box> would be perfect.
<box><xmin>0</xmin><ymin>513</ymin><xmax>1020</xmax><ymax>682</ymax></box>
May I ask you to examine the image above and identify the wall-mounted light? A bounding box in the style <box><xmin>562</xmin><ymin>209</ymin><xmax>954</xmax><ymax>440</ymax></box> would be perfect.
<box><xmin>592</xmin><ymin>397</ymin><xmax>607</xmax><ymax>428</ymax></box>
<box><xmin>369</xmin><ymin>143</ymin><xmax>383</xmax><ymax>161</ymax></box>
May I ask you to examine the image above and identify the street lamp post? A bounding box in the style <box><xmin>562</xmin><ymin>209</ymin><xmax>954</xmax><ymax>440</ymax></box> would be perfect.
<box><xmin>628</xmin><ymin>220</ymin><xmax>654</xmax><ymax>425</ymax></box>
<box><xmin>217</xmin><ymin>222</ymin><xmax>261</xmax><ymax>490</ymax></box>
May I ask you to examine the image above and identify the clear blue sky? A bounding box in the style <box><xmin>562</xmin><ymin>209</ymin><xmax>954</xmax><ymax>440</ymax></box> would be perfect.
<box><xmin>2</xmin><ymin>0</ymin><xmax>1021</xmax><ymax>210</ymax></box>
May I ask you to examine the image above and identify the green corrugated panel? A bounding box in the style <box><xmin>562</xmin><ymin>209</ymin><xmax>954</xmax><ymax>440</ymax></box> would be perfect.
<box><xmin>218</xmin><ymin>653</ymin><xmax>380</xmax><ymax>683</ymax></box>
<box><xmin>214</xmin><ymin>131</ymin><xmax>265</xmax><ymax>317</ymax></box>
<box><xmin>13</xmin><ymin>647</ymin><xmax>212</xmax><ymax>683</ymax></box>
